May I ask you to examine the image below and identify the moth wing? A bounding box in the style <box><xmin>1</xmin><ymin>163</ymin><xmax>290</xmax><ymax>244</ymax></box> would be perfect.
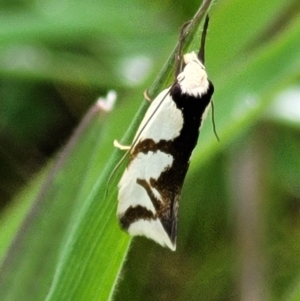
<box><xmin>132</xmin><ymin>88</ymin><xmax>184</xmax><ymax>145</ymax></box>
<box><xmin>117</xmin><ymin>88</ymin><xmax>184</xmax><ymax>251</ymax></box>
<box><xmin>118</xmin><ymin>151</ymin><xmax>176</xmax><ymax>250</ymax></box>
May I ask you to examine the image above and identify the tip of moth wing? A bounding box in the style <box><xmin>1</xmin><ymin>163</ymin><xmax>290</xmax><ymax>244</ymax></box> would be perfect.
<box><xmin>169</xmin><ymin>242</ymin><xmax>176</xmax><ymax>251</ymax></box>
<box><xmin>160</xmin><ymin>217</ymin><xmax>177</xmax><ymax>251</ymax></box>
<box><xmin>125</xmin><ymin>218</ymin><xmax>177</xmax><ymax>251</ymax></box>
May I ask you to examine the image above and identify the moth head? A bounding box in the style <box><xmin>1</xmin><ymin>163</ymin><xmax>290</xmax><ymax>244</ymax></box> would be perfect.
<box><xmin>183</xmin><ymin>52</ymin><xmax>205</xmax><ymax>68</ymax></box>
<box><xmin>177</xmin><ymin>51</ymin><xmax>209</xmax><ymax>97</ymax></box>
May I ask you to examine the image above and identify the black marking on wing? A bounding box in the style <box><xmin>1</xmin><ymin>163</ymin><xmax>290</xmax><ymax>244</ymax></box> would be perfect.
<box><xmin>120</xmin><ymin>80</ymin><xmax>214</xmax><ymax>244</ymax></box>
<box><xmin>120</xmin><ymin>178</ymin><xmax>178</xmax><ymax>245</ymax></box>
<box><xmin>120</xmin><ymin>205</ymin><xmax>155</xmax><ymax>230</ymax></box>
<box><xmin>169</xmin><ymin>80</ymin><xmax>214</xmax><ymax>163</ymax></box>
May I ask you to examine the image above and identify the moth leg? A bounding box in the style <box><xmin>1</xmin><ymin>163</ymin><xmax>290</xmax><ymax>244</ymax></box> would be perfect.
<box><xmin>143</xmin><ymin>89</ymin><xmax>153</xmax><ymax>103</ymax></box>
<box><xmin>114</xmin><ymin>139</ymin><xmax>131</xmax><ymax>150</ymax></box>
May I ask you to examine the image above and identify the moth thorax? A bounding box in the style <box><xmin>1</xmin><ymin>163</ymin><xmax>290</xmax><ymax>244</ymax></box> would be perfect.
<box><xmin>177</xmin><ymin>52</ymin><xmax>209</xmax><ymax>97</ymax></box>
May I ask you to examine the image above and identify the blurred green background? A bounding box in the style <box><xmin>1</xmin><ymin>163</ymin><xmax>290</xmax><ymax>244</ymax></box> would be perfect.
<box><xmin>1</xmin><ymin>0</ymin><xmax>300</xmax><ymax>300</ymax></box>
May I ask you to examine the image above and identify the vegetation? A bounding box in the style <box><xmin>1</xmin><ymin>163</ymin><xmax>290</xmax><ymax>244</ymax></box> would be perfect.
<box><xmin>1</xmin><ymin>0</ymin><xmax>300</xmax><ymax>300</ymax></box>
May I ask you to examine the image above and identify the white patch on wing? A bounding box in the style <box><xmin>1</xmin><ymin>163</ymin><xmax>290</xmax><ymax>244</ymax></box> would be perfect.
<box><xmin>117</xmin><ymin>151</ymin><xmax>173</xmax><ymax>215</ymax></box>
<box><xmin>177</xmin><ymin>51</ymin><xmax>209</xmax><ymax>97</ymax></box>
<box><xmin>132</xmin><ymin>89</ymin><xmax>184</xmax><ymax>145</ymax></box>
<box><xmin>128</xmin><ymin>219</ymin><xmax>176</xmax><ymax>251</ymax></box>
<box><xmin>151</xmin><ymin>187</ymin><xmax>161</xmax><ymax>200</ymax></box>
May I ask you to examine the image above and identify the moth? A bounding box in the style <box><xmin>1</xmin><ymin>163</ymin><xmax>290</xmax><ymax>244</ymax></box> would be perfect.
<box><xmin>114</xmin><ymin>16</ymin><xmax>214</xmax><ymax>251</ymax></box>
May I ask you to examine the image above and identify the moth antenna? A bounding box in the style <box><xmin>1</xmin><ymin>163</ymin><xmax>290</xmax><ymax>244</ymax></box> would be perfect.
<box><xmin>130</xmin><ymin>87</ymin><xmax>172</xmax><ymax>150</ymax></box>
<box><xmin>211</xmin><ymin>100</ymin><xmax>219</xmax><ymax>142</ymax></box>
<box><xmin>174</xmin><ymin>20</ymin><xmax>191</xmax><ymax>78</ymax></box>
<box><xmin>106</xmin><ymin>148</ymin><xmax>131</xmax><ymax>199</ymax></box>
<box><xmin>198</xmin><ymin>15</ymin><xmax>209</xmax><ymax>64</ymax></box>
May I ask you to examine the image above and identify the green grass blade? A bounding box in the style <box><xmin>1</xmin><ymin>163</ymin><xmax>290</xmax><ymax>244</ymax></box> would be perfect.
<box><xmin>0</xmin><ymin>103</ymin><xmax>117</xmax><ymax>301</ymax></box>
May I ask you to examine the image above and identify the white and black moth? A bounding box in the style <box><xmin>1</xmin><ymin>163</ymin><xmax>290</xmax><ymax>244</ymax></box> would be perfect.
<box><xmin>115</xmin><ymin>16</ymin><xmax>214</xmax><ymax>251</ymax></box>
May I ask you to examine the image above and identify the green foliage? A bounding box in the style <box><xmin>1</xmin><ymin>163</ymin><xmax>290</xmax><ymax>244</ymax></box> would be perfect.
<box><xmin>1</xmin><ymin>0</ymin><xmax>300</xmax><ymax>300</ymax></box>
